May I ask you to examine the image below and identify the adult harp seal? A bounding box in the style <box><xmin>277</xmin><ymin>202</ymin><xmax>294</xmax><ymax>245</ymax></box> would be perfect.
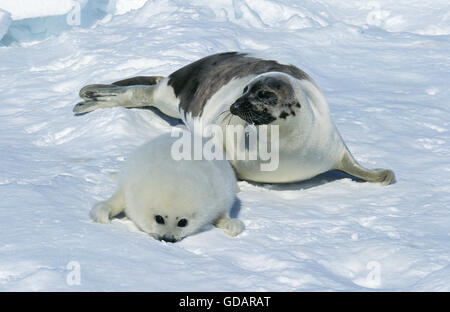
<box><xmin>74</xmin><ymin>52</ymin><xmax>395</xmax><ymax>185</ymax></box>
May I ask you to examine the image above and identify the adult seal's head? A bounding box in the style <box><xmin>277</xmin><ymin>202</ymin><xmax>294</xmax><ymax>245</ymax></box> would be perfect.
<box><xmin>229</xmin><ymin>75</ymin><xmax>301</xmax><ymax>125</ymax></box>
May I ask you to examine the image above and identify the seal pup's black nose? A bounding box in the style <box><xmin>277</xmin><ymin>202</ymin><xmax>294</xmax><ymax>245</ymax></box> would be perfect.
<box><xmin>160</xmin><ymin>235</ymin><xmax>177</xmax><ymax>243</ymax></box>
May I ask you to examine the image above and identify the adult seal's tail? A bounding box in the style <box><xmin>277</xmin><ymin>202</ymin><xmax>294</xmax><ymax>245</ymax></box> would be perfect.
<box><xmin>74</xmin><ymin>52</ymin><xmax>396</xmax><ymax>185</ymax></box>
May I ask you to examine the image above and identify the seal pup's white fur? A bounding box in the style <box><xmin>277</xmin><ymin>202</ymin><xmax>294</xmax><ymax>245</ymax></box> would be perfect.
<box><xmin>90</xmin><ymin>133</ymin><xmax>244</xmax><ymax>242</ymax></box>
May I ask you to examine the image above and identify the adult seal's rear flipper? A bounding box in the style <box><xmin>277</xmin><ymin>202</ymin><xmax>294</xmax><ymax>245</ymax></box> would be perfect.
<box><xmin>73</xmin><ymin>76</ymin><xmax>164</xmax><ymax>114</ymax></box>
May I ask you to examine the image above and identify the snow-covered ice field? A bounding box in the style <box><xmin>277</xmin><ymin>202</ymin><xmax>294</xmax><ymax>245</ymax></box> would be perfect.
<box><xmin>0</xmin><ymin>0</ymin><xmax>449</xmax><ymax>291</ymax></box>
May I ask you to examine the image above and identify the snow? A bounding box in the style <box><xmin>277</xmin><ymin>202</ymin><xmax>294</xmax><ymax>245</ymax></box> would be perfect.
<box><xmin>114</xmin><ymin>0</ymin><xmax>149</xmax><ymax>15</ymax></box>
<box><xmin>0</xmin><ymin>0</ymin><xmax>449</xmax><ymax>291</ymax></box>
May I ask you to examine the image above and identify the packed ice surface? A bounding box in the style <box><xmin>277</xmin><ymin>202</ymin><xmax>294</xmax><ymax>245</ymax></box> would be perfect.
<box><xmin>0</xmin><ymin>0</ymin><xmax>449</xmax><ymax>291</ymax></box>
<box><xmin>0</xmin><ymin>8</ymin><xmax>11</xmax><ymax>40</ymax></box>
<box><xmin>0</xmin><ymin>0</ymin><xmax>76</xmax><ymax>20</ymax></box>
<box><xmin>0</xmin><ymin>0</ymin><xmax>126</xmax><ymax>43</ymax></box>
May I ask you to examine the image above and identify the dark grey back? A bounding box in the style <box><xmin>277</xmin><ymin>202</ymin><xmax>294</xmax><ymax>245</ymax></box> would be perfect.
<box><xmin>112</xmin><ymin>76</ymin><xmax>164</xmax><ymax>86</ymax></box>
<box><xmin>168</xmin><ymin>52</ymin><xmax>312</xmax><ymax>117</ymax></box>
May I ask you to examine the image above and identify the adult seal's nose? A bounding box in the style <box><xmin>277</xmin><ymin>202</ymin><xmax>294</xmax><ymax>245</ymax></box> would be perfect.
<box><xmin>230</xmin><ymin>102</ymin><xmax>239</xmax><ymax>115</ymax></box>
<box><xmin>230</xmin><ymin>98</ymin><xmax>246</xmax><ymax>115</ymax></box>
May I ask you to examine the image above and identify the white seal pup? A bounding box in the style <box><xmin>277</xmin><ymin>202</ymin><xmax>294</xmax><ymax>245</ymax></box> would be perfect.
<box><xmin>90</xmin><ymin>133</ymin><xmax>245</xmax><ymax>242</ymax></box>
<box><xmin>74</xmin><ymin>52</ymin><xmax>395</xmax><ymax>185</ymax></box>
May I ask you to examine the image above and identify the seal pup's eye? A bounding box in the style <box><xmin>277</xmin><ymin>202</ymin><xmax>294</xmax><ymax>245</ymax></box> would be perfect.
<box><xmin>243</xmin><ymin>86</ymin><xmax>248</xmax><ymax>93</ymax></box>
<box><xmin>177</xmin><ymin>218</ymin><xmax>188</xmax><ymax>227</ymax></box>
<box><xmin>155</xmin><ymin>215</ymin><xmax>165</xmax><ymax>225</ymax></box>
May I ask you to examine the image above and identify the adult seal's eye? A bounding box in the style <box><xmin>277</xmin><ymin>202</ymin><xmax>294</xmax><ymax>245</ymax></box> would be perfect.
<box><xmin>257</xmin><ymin>91</ymin><xmax>276</xmax><ymax>100</ymax></box>
<box><xmin>177</xmin><ymin>219</ymin><xmax>188</xmax><ymax>227</ymax></box>
<box><xmin>155</xmin><ymin>215</ymin><xmax>165</xmax><ymax>224</ymax></box>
